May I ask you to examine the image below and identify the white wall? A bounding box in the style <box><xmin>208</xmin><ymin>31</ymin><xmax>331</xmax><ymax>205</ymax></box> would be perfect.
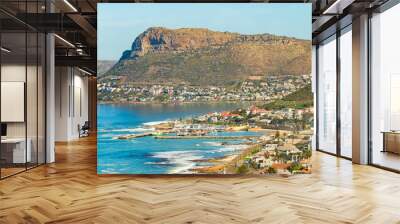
<box><xmin>55</xmin><ymin>67</ymin><xmax>89</xmax><ymax>141</ymax></box>
<box><xmin>71</xmin><ymin>72</ymin><xmax>89</xmax><ymax>138</ymax></box>
<box><xmin>1</xmin><ymin>63</ymin><xmax>46</xmax><ymax>164</ymax></box>
<box><xmin>55</xmin><ymin>66</ymin><xmax>70</xmax><ymax>141</ymax></box>
<box><xmin>371</xmin><ymin>4</ymin><xmax>400</xmax><ymax>156</ymax></box>
<box><xmin>1</xmin><ymin>64</ymin><xmax>26</xmax><ymax>138</ymax></box>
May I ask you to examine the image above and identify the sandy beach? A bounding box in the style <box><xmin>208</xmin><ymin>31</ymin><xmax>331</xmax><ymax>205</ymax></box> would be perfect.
<box><xmin>190</xmin><ymin>142</ymin><xmax>263</xmax><ymax>174</ymax></box>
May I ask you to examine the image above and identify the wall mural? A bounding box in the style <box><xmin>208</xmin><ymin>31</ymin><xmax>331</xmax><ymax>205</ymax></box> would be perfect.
<box><xmin>97</xmin><ymin>3</ymin><xmax>313</xmax><ymax>175</ymax></box>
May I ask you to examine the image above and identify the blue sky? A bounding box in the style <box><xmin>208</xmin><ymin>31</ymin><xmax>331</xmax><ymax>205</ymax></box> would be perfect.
<box><xmin>98</xmin><ymin>3</ymin><xmax>311</xmax><ymax>60</ymax></box>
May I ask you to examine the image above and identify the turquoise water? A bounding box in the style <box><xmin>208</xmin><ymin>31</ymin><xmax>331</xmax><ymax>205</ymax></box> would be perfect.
<box><xmin>97</xmin><ymin>103</ymin><xmax>263</xmax><ymax>174</ymax></box>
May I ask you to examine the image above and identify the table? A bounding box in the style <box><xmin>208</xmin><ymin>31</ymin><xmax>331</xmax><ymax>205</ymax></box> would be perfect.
<box><xmin>382</xmin><ymin>131</ymin><xmax>400</xmax><ymax>154</ymax></box>
<box><xmin>1</xmin><ymin>138</ymin><xmax>31</xmax><ymax>163</ymax></box>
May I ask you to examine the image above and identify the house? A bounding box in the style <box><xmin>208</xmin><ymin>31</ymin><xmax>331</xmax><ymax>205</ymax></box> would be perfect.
<box><xmin>253</xmin><ymin>152</ymin><xmax>274</xmax><ymax>168</ymax></box>
<box><xmin>249</xmin><ymin>105</ymin><xmax>269</xmax><ymax>116</ymax></box>
<box><xmin>209</xmin><ymin>116</ymin><xmax>219</xmax><ymax>123</ymax></box>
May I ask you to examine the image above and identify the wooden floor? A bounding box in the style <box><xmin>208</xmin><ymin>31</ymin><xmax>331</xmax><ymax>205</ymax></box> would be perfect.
<box><xmin>372</xmin><ymin>150</ymin><xmax>400</xmax><ymax>171</ymax></box>
<box><xmin>1</xmin><ymin>135</ymin><xmax>400</xmax><ymax>224</ymax></box>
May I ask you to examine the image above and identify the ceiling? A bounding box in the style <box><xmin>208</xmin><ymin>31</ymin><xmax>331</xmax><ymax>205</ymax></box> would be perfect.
<box><xmin>0</xmin><ymin>0</ymin><xmax>393</xmax><ymax>76</ymax></box>
<box><xmin>311</xmin><ymin>0</ymin><xmax>391</xmax><ymax>43</ymax></box>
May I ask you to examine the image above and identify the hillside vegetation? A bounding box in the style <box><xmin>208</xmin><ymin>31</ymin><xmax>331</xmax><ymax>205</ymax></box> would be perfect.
<box><xmin>263</xmin><ymin>84</ymin><xmax>313</xmax><ymax>109</ymax></box>
<box><xmin>101</xmin><ymin>27</ymin><xmax>311</xmax><ymax>87</ymax></box>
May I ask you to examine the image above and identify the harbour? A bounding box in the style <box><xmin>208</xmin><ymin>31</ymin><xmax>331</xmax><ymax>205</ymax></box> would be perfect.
<box><xmin>154</xmin><ymin>135</ymin><xmax>259</xmax><ymax>140</ymax></box>
<box><xmin>97</xmin><ymin>102</ymin><xmax>257</xmax><ymax>174</ymax></box>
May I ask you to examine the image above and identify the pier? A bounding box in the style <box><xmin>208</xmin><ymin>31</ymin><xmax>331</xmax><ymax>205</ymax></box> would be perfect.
<box><xmin>154</xmin><ymin>135</ymin><xmax>259</xmax><ymax>140</ymax></box>
<box><xmin>117</xmin><ymin>132</ymin><xmax>153</xmax><ymax>139</ymax></box>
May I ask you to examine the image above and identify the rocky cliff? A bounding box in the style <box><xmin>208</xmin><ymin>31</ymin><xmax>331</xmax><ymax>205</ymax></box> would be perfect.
<box><xmin>103</xmin><ymin>27</ymin><xmax>311</xmax><ymax>86</ymax></box>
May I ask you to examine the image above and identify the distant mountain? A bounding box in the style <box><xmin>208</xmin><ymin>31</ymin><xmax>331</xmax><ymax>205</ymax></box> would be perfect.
<box><xmin>97</xmin><ymin>60</ymin><xmax>117</xmax><ymax>77</ymax></box>
<box><xmin>101</xmin><ymin>27</ymin><xmax>311</xmax><ymax>86</ymax></box>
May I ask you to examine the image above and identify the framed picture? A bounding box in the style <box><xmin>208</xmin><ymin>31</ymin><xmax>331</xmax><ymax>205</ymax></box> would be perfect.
<box><xmin>97</xmin><ymin>3</ymin><xmax>312</xmax><ymax>175</ymax></box>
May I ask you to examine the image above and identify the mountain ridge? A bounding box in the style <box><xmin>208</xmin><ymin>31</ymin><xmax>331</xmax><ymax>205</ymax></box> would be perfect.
<box><xmin>102</xmin><ymin>27</ymin><xmax>311</xmax><ymax>86</ymax></box>
<box><xmin>97</xmin><ymin>60</ymin><xmax>117</xmax><ymax>77</ymax></box>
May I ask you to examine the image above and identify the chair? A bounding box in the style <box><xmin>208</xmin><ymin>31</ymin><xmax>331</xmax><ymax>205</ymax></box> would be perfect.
<box><xmin>79</xmin><ymin>121</ymin><xmax>90</xmax><ymax>138</ymax></box>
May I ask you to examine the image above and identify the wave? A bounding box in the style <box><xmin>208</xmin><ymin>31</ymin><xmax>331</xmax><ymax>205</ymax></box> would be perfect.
<box><xmin>203</xmin><ymin>141</ymin><xmax>223</xmax><ymax>147</ymax></box>
<box><xmin>150</xmin><ymin>150</ymin><xmax>203</xmax><ymax>174</ymax></box>
<box><xmin>100</xmin><ymin>169</ymin><xmax>118</xmax><ymax>174</ymax></box>
<box><xmin>151</xmin><ymin>150</ymin><xmax>201</xmax><ymax>159</ymax></box>
<box><xmin>98</xmin><ymin>134</ymin><xmax>118</xmax><ymax>138</ymax></box>
<box><xmin>144</xmin><ymin>161</ymin><xmax>173</xmax><ymax>166</ymax></box>
<box><xmin>148</xmin><ymin>143</ymin><xmax>248</xmax><ymax>173</ymax></box>
<box><xmin>142</xmin><ymin>121</ymin><xmax>168</xmax><ymax>126</ymax></box>
<box><xmin>209</xmin><ymin>144</ymin><xmax>248</xmax><ymax>153</ymax></box>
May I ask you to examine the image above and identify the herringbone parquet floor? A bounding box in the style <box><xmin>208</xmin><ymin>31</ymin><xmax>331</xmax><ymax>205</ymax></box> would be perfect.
<box><xmin>1</xmin><ymin>135</ymin><xmax>400</xmax><ymax>224</ymax></box>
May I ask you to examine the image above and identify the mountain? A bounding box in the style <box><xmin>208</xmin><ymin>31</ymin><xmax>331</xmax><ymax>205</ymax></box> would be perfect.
<box><xmin>97</xmin><ymin>60</ymin><xmax>117</xmax><ymax>77</ymax></box>
<box><xmin>101</xmin><ymin>27</ymin><xmax>311</xmax><ymax>86</ymax></box>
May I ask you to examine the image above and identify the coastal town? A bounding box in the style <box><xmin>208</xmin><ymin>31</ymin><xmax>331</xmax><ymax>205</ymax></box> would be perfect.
<box><xmin>116</xmin><ymin>104</ymin><xmax>313</xmax><ymax>175</ymax></box>
<box><xmin>188</xmin><ymin>105</ymin><xmax>313</xmax><ymax>175</ymax></box>
<box><xmin>99</xmin><ymin>71</ymin><xmax>313</xmax><ymax>175</ymax></box>
<box><xmin>98</xmin><ymin>74</ymin><xmax>311</xmax><ymax>103</ymax></box>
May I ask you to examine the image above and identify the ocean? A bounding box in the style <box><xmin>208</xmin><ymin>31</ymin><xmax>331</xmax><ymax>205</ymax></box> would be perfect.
<box><xmin>97</xmin><ymin>102</ymin><xmax>263</xmax><ymax>174</ymax></box>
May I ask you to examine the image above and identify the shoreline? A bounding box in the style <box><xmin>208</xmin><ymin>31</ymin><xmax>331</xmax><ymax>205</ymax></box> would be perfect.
<box><xmin>98</xmin><ymin>101</ymin><xmax>313</xmax><ymax>175</ymax></box>
<box><xmin>109</xmin><ymin>119</ymin><xmax>292</xmax><ymax>174</ymax></box>
<box><xmin>98</xmin><ymin>100</ymin><xmax>267</xmax><ymax>105</ymax></box>
<box><xmin>189</xmin><ymin>154</ymin><xmax>238</xmax><ymax>174</ymax></box>
<box><xmin>190</xmin><ymin>143</ymin><xmax>262</xmax><ymax>174</ymax></box>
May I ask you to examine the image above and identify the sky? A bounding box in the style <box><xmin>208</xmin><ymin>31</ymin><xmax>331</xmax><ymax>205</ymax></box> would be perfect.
<box><xmin>98</xmin><ymin>3</ymin><xmax>311</xmax><ymax>61</ymax></box>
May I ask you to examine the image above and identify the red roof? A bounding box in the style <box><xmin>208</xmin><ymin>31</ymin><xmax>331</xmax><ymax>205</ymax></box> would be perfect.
<box><xmin>220</xmin><ymin>112</ymin><xmax>241</xmax><ymax>117</ymax></box>
<box><xmin>250</xmin><ymin>106</ymin><xmax>269</xmax><ymax>114</ymax></box>
<box><xmin>272</xmin><ymin>163</ymin><xmax>291</xmax><ymax>169</ymax></box>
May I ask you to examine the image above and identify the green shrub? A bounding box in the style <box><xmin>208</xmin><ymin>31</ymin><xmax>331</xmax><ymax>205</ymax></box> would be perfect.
<box><xmin>267</xmin><ymin>167</ymin><xmax>277</xmax><ymax>174</ymax></box>
<box><xmin>288</xmin><ymin>162</ymin><xmax>303</xmax><ymax>173</ymax></box>
<box><xmin>236</xmin><ymin>164</ymin><xmax>249</xmax><ymax>174</ymax></box>
<box><xmin>250</xmin><ymin>145</ymin><xmax>262</xmax><ymax>155</ymax></box>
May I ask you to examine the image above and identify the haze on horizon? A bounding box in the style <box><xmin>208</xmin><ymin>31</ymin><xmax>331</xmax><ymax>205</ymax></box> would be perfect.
<box><xmin>98</xmin><ymin>3</ymin><xmax>311</xmax><ymax>61</ymax></box>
